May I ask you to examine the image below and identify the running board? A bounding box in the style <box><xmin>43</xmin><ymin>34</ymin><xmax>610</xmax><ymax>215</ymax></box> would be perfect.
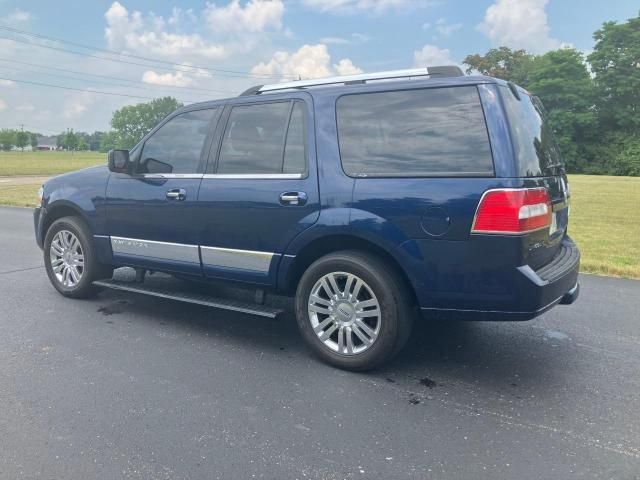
<box><xmin>94</xmin><ymin>278</ymin><xmax>284</xmax><ymax>319</ymax></box>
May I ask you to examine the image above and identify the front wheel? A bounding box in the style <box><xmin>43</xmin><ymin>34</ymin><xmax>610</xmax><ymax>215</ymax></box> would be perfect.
<box><xmin>295</xmin><ymin>251</ymin><xmax>414</xmax><ymax>371</ymax></box>
<box><xmin>44</xmin><ymin>216</ymin><xmax>112</xmax><ymax>298</ymax></box>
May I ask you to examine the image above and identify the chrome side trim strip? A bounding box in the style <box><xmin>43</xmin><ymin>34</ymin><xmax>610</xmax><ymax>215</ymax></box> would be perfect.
<box><xmin>200</xmin><ymin>245</ymin><xmax>275</xmax><ymax>273</ymax></box>
<box><xmin>94</xmin><ymin>234</ymin><xmax>110</xmax><ymax>239</ymax></box>
<box><xmin>202</xmin><ymin>173</ymin><xmax>304</xmax><ymax>180</ymax></box>
<box><xmin>111</xmin><ymin>236</ymin><xmax>200</xmax><ymax>264</ymax></box>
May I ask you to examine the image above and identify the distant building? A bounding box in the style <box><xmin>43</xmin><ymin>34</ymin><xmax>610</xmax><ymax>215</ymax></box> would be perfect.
<box><xmin>36</xmin><ymin>136</ymin><xmax>59</xmax><ymax>151</ymax></box>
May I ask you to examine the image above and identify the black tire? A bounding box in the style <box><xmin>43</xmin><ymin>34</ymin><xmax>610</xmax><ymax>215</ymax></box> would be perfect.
<box><xmin>294</xmin><ymin>250</ymin><xmax>414</xmax><ymax>371</ymax></box>
<box><xmin>43</xmin><ymin>216</ymin><xmax>113</xmax><ymax>299</ymax></box>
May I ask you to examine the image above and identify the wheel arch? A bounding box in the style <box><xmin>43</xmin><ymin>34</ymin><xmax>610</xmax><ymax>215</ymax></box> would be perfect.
<box><xmin>282</xmin><ymin>234</ymin><xmax>418</xmax><ymax>307</ymax></box>
<box><xmin>41</xmin><ymin>201</ymin><xmax>92</xmax><ymax>241</ymax></box>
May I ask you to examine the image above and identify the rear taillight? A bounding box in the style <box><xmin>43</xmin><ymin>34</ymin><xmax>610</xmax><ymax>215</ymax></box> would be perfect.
<box><xmin>472</xmin><ymin>188</ymin><xmax>552</xmax><ymax>235</ymax></box>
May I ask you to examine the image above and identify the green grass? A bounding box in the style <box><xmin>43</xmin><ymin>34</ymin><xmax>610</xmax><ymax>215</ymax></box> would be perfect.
<box><xmin>0</xmin><ymin>165</ymin><xmax>638</xmax><ymax>279</ymax></box>
<box><xmin>0</xmin><ymin>182</ymin><xmax>42</xmax><ymax>207</ymax></box>
<box><xmin>0</xmin><ymin>151</ymin><xmax>104</xmax><ymax>176</ymax></box>
<box><xmin>567</xmin><ymin>175</ymin><xmax>640</xmax><ymax>279</ymax></box>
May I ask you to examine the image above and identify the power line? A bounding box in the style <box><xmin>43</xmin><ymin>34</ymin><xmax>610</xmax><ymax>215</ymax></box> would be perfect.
<box><xmin>0</xmin><ymin>57</ymin><xmax>238</xmax><ymax>95</ymax></box>
<box><xmin>0</xmin><ymin>64</ymin><xmax>214</xmax><ymax>100</ymax></box>
<box><xmin>0</xmin><ymin>75</ymin><xmax>198</xmax><ymax>103</ymax></box>
<box><xmin>0</xmin><ymin>24</ymin><xmax>293</xmax><ymax>80</ymax></box>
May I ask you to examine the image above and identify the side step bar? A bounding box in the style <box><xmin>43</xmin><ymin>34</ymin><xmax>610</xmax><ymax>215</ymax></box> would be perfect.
<box><xmin>94</xmin><ymin>278</ymin><xmax>284</xmax><ymax>319</ymax></box>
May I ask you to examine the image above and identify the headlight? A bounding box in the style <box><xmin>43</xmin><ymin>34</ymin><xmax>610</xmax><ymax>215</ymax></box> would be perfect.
<box><xmin>37</xmin><ymin>185</ymin><xmax>44</xmax><ymax>205</ymax></box>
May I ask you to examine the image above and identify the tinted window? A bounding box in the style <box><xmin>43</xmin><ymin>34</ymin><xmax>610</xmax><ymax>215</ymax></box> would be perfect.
<box><xmin>283</xmin><ymin>102</ymin><xmax>306</xmax><ymax>174</ymax></box>
<box><xmin>138</xmin><ymin>109</ymin><xmax>217</xmax><ymax>174</ymax></box>
<box><xmin>500</xmin><ymin>85</ymin><xmax>563</xmax><ymax>177</ymax></box>
<box><xmin>337</xmin><ymin>86</ymin><xmax>493</xmax><ymax>177</ymax></box>
<box><xmin>218</xmin><ymin>101</ymin><xmax>306</xmax><ymax>174</ymax></box>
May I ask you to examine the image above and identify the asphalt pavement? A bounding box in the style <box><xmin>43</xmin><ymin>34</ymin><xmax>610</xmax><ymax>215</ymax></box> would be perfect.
<box><xmin>0</xmin><ymin>206</ymin><xmax>638</xmax><ymax>480</ymax></box>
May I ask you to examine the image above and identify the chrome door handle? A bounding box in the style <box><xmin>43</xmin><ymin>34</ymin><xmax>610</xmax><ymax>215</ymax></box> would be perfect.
<box><xmin>166</xmin><ymin>188</ymin><xmax>186</xmax><ymax>201</ymax></box>
<box><xmin>280</xmin><ymin>191</ymin><xmax>307</xmax><ymax>206</ymax></box>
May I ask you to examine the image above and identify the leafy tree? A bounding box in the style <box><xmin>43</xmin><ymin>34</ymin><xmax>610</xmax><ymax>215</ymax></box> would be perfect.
<box><xmin>64</xmin><ymin>130</ymin><xmax>79</xmax><ymax>151</ymax></box>
<box><xmin>78</xmin><ymin>137</ymin><xmax>89</xmax><ymax>151</ymax></box>
<box><xmin>0</xmin><ymin>129</ymin><xmax>15</xmax><ymax>150</ymax></box>
<box><xmin>30</xmin><ymin>133</ymin><xmax>38</xmax><ymax>149</ymax></box>
<box><xmin>15</xmin><ymin>130</ymin><xmax>29</xmax><ymax>151</ymax></box>
<box><xmin>463</xmin><ymin>47</ymin><xmax>535</xmax><ymax>86</ymax></box>
<box><xmin>87</xmin><ymin>131</ymin><xmax>105</xmax><ymax>151</ymax></box>
<box><xmin>527</xmin><ymin>48</ymin><xmax>597</xmax><ymax>172</ymax></box>
<box><xmin>110</xmin><ymin>97</ymin><xmax>182</xmax><ymax>149</ymax></box>
<box><xmin>99</xmin><ymin>130</ymin><xmax>119</xmax><ymax>153</ymax></box>
<box><xmin>588</xmin><ymin>13</ymin><xmax>640</xmax><ymax>132</ymax></box>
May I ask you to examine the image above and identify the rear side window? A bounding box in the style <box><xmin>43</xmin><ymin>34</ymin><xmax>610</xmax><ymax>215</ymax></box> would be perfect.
<box><xmin>138</xmin><ymin>108</ymin><xmax>217</xmax><ymax>174</ymax></box>
<box><xmin>217</xmin><ymin>101</ymin><xmax>306</xmax><ymax>175</ymax></box>
<box><xmin>337</xmin><ymin>86</ymin><xmax>493</xmax><ymax>177</ymax></box>
<box><xmin>499</xmin><ymin>85</ymin><xmax>563</xmax><ymax>177</ymax></box>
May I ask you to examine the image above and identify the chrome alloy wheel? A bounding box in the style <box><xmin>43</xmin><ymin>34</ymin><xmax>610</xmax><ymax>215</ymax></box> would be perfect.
<box><xmin>308</xmin><ymin>272</ymin><xmax>381</xmax><ymax>355</ymax></box>
<box><xmin>49</xmin><ymin>230</ymin><xmax>84</xmax><ymax>288</ymax></box>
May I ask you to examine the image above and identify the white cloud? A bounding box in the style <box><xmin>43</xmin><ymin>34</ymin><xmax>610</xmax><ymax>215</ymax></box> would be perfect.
<box><xmin>105</xmin><ymin>1</ymin><xmax>226</xmax><ymax>59</ymax></box>
<box><xmin>16</xmin><ymin>104</ymin><xmax>36</xmax><ymax>112</ymax></box>
<box><xmin>477</xmin><ymin>0</ymin><xmax>560</xmax><ymax>53</ymax></box>
<box><xmin>0</xmin><ymin>98</ymin><xmax>7</xmax><ymax>112</ymax></box>
<box><xmin>63</xmin><ymin>93</ymin><xmax>96</xmax><ymax>119</ymax></box>
<box><xmin>435</xmin><ymin>18</ymin><xmax>462</xmax><ymax>37</ymax></box>
<box><xmin>320</xmin><ymin>36</ymin><xmax>350</xmax><ymax>45</ymax></box>
<box><xmin>142</xmin><ymin>70</ymin><xmax>194</xmax><ymax>87</ymax></box>
<box><xmin>303</xmin><ymin>0</ymin><xmax>428</xmax><ymax>14</ymax></box>
<box><xmin>205</xmin><ymin>0</ymin><xmax>284</xmax><ymax>33</ymax></box>
<box><xmin>320</xmin><ymin>33</ymin><xmax>370</xmax><ymax>45</ymax></box>
<box><xmin>334</xmin><ymin>59</ymin><xmax>363</xmax><ymax>76</ymax></box>
<box><xmin>1</xmin><ymin>8</ymin><xmax>31</xmax><ymax>24</ymax></box>
<box><xmin>251</xmin><ymin>44</ymin><xmax>362</xmax><ymax>81</ymax></box>
<box><xmin>413</xmin><ymin>44</ymin><xmax>455</xmax><ymax>67</ymax></box>
<box><xmin>0</xmin><ymin>79</ymin><xmax>15</xmax><ymax>87</ymax></box>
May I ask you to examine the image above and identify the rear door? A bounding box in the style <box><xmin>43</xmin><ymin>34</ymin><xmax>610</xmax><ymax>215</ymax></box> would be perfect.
<box><xmin>196</xmin><ymin>94</ymin><xmax>319</xmax><ymax>285</ymax></box>
<box><xmin>105</xmin><ymin>107</ymin><xmax>220</xmax><ymax>275</ymax></box>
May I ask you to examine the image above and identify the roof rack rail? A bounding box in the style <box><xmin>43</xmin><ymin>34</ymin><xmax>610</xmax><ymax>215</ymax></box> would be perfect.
<box><xmin>242</xmin><ymin>65</ymin><xmax>464</xmax><ymax>96</ymax></box>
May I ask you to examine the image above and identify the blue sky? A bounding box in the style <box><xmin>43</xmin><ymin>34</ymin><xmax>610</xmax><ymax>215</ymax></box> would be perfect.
<box><xmin>0</xmin><ymin>0</ymin><xmax>637</xmax><ymax>133</ymax></box>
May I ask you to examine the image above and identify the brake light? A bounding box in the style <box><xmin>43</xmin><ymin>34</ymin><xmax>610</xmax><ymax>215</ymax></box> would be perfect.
<box><xmin>472</xmin><ymin>188</ymin><xmax>552</xmax><ymax>235</ymax></box>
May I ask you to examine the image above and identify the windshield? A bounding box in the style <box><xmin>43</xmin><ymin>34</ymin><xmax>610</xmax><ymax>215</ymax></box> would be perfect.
<box><xmin>500</xmin><ymin>85</ymin><xmax>564</xmax><ymax>177</ymax></box>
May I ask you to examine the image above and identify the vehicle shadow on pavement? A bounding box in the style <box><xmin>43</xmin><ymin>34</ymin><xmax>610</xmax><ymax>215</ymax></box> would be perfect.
<box><xmin>97</xmin><ymin>287</ymin><xmax>572</xmax><ymax>392</ymax></box>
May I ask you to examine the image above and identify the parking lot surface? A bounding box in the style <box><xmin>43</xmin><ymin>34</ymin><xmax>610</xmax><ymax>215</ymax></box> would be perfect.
<box><xmin>1</xmin><ymin>206</ymin><xmax>639</xmax><ymax>479</ymax></box>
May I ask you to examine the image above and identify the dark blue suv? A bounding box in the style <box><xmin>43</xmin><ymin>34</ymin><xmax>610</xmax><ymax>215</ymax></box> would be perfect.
<box><xmin>34</xmin><ymin>66</ymin><xmax>580</xmax><ymax>370</ymax></box>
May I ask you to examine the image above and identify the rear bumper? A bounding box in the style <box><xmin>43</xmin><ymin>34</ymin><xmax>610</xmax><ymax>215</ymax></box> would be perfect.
<box><xmin>417</xmin><ymin>236</ymin><xmax>580</xmax><ymax>321</ymax></box>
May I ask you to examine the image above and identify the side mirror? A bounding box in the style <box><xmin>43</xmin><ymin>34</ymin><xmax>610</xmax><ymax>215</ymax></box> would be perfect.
<box><xmin>108</xmin><ymin>149</ymin><xmax>131</xmax><ymax>173</ymax></box>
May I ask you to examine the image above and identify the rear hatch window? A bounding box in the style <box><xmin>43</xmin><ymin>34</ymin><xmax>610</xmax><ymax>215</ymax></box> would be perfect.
<box><xmin>499</xmin><ymin>85</ymin><xmax>564</xmax><ymax>177</ymax></box>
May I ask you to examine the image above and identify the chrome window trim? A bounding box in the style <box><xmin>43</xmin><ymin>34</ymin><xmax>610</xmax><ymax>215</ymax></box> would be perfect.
<box><xmin>140</xmin><ymin>173</ymin><xmax>204</xmax><ymax>179</ymax></box>
<box><xmin>202</xmin><ymin>173</ymin><xmax>304</xmax><ymax>180</ymax></box>
<box><xmin>200</xmin><ymin>245</ymin><xmax>276</xmax><ymax>273</ymax></box>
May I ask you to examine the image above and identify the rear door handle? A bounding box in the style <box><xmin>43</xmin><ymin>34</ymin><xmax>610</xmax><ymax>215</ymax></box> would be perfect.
<box><xmin>166</xmin><ymin>188</ymin><xmax>186</xmax><ymax>201</ymax></box>
<box><xmin>280</xmin><ymin>191</ymin><xmax>307</xmax><ymax>206</ymax></box>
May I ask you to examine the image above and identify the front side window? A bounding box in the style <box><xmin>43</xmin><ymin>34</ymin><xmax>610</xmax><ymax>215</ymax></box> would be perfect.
<box><xmin>137</xmin><ymin>108</ymin><xmax>217</xmax><ymax>174</ymax></box>
<box><xmin>217</xmin><ymin>101</ymin><xmax>306</xmax><ymax>174</ymax></box>
<box><xmin>337</xmin><ymin>86</ymin><xmax>494</xmax><ymax>177</ymax></box>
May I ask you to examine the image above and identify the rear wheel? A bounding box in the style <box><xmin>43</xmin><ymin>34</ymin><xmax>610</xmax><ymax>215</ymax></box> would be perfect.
<box><xmin>44</xmin><ymin>216</ymin><xmax>113</xmax><ymax>298</ymax></box>
<box><xmin>295</xmin><ymin>251</ymin><xmax>414</xmax><ymax>371</ymax></box>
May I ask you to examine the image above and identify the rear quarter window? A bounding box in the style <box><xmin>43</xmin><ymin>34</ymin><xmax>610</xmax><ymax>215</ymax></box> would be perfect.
<box><xmin>499</xmin><ymin>85</ymin><xmax>564</xmax><ymax>177</ymax></box>
<box><xmin>336</xmin><ymin>86</ymin><xmax>494</xmax><ymax>177</ymax></box>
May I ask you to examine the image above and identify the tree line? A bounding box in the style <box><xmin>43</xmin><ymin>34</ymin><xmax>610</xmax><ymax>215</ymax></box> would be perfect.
<box><xmin>3</xmin><ymin>13</ymin><xmax>637</xmax><ymax>175</ymax></box>
<box><xmin>464</xmin><ymin>12</ymin><xmax>639</xmax><ymax>176</ymax></box>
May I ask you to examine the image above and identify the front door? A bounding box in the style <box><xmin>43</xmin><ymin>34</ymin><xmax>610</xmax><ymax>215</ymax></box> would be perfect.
<box><xmin>196</xmin><ymin>95</ymin><xmax>320</xmax><ymax>285</ymax></box>
<box><xmin>106</xmin><ymin>107</ymin><xmax>220</xmax><ymax>275</ymax></box>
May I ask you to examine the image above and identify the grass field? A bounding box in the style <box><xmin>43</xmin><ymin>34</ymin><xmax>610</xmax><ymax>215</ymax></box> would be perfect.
<box><xmin>0</xmin><ymin>151</ymin><xmax>104</xmax><ymax>176</ymax></box>
<box><xmin>0</xmin><ymin>155</ymin><xmax>638</xmax><ymax>279</ymax></box>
